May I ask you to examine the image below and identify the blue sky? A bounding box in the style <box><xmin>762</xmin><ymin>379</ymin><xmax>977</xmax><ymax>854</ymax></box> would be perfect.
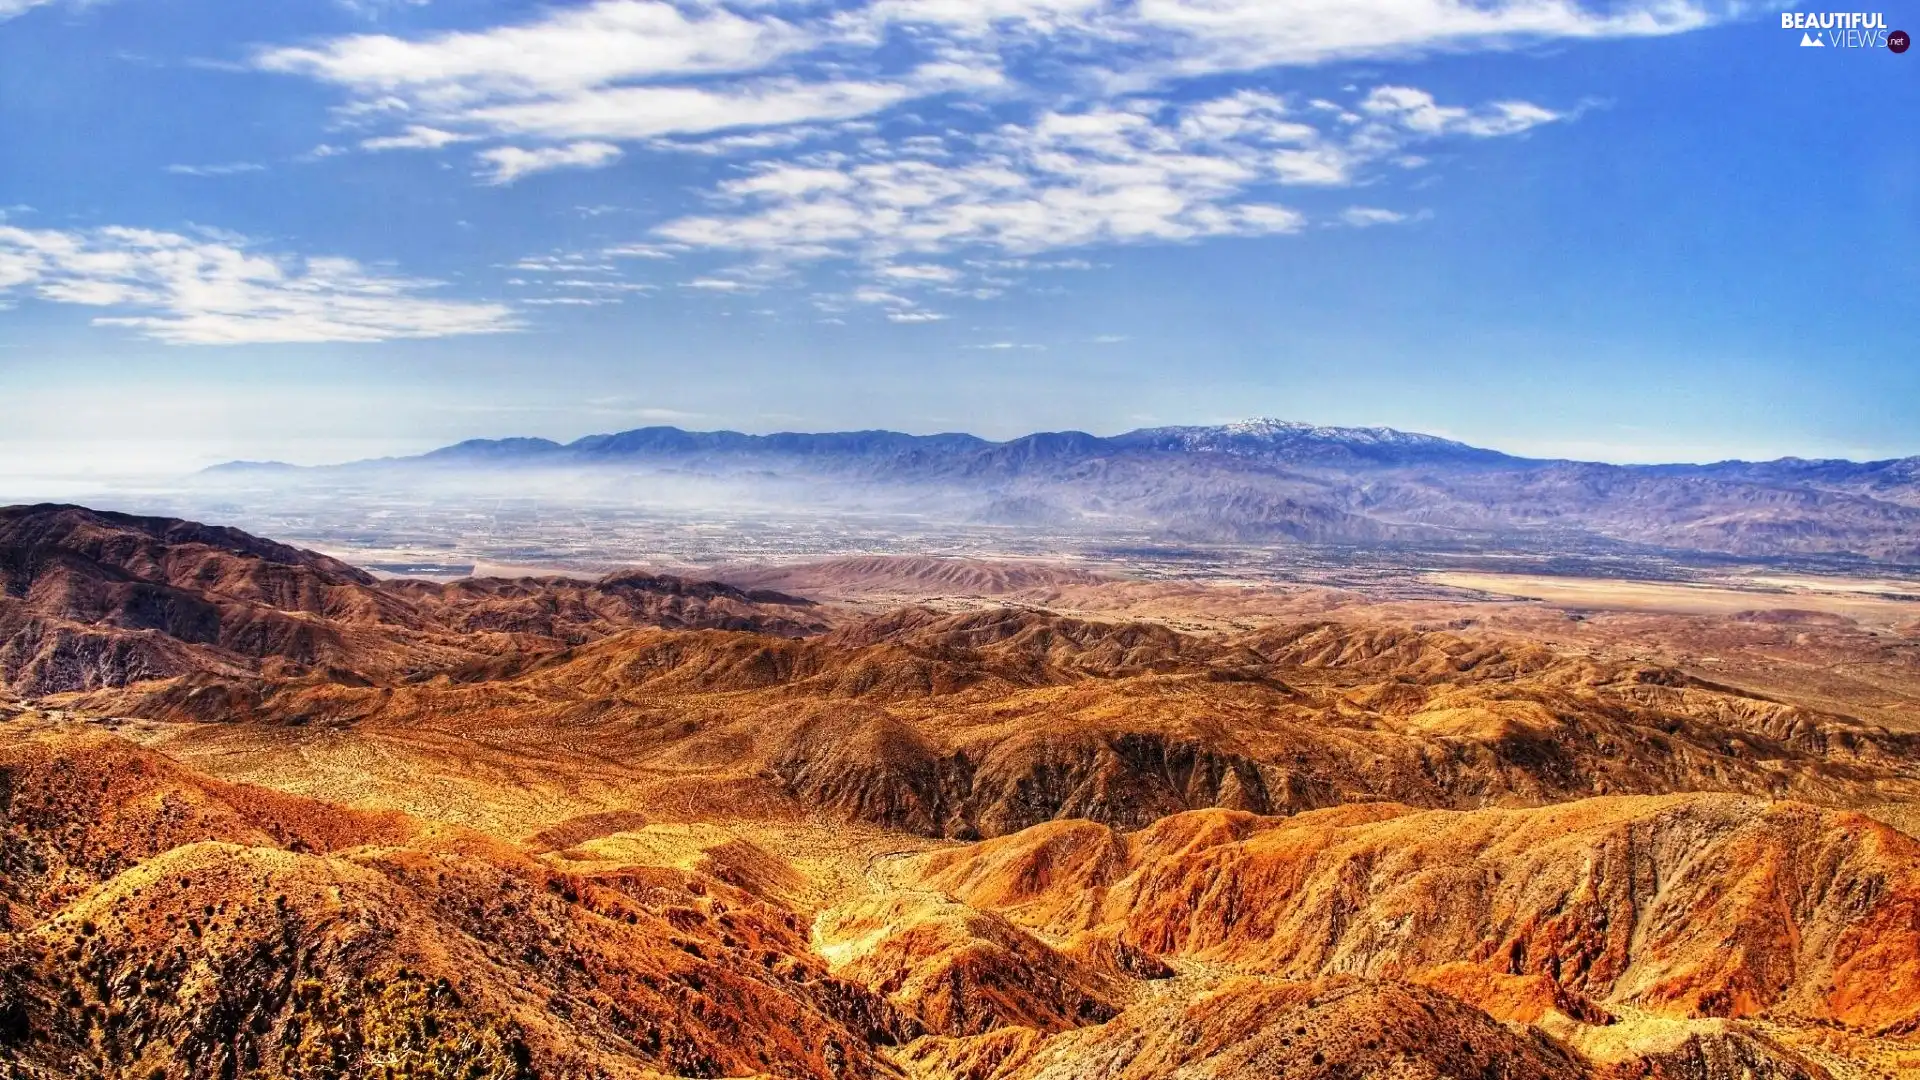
<box><xmin>0</xmin><ymin>0</ymin><xmax>1915</xmax><ymax>479</ymax></box>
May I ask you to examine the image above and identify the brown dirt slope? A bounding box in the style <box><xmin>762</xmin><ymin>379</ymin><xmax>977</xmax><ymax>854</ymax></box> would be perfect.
<box><xmin>900</xmin><ymin>975</ymin><xmax>1838</xmax><ymax>1080</ymax></box>
<box><xmin>813</xmin><ymin>891</ymin><xmax>1122</xmax><ymax>1036</ymax></box>
<box><xmin>0</xmin><ymin>728</ymin><xmax>917</xmax><ymax>1080</ymax></box>
<box><xmin>901</xmin><ymin>977</ymin><xmax>1597</xmax><ymax>1080</ymax></box>
<box><xmin>88</xmin><ymin>607</ymin><xmax>1920</xmax><ymax>842</ymax></box>
<box><xmin>0</xmin><ymin>504</ymin><xmax>824</xmax><ymax>696</ymax></box>
<box><xmin>720</xmin><ymin>557</ymin><xmax>1110</xmax><ymax>601</ymax></box>
<box><xmin>910</xmin><ymin>796</ymin><xmax>1920</xmax><ymax>1033</ymax></box>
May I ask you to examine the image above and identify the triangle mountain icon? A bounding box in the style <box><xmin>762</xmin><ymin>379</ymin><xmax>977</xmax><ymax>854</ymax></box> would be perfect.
<box><xmin>1801</xmin><ymin>31</ymin><xmax>1825</xmax><ymax>45</ymax></box>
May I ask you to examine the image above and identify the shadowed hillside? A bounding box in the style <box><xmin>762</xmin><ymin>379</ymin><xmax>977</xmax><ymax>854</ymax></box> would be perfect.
<box><xmin>0</xmin><ymin>504</ymin><xmax>825</xmax><ymax>696</ymax></box>
<box><xmin>67</xmin><ymin>603</ymin><xmax>1920</xmax><ymax>842</ymax></box>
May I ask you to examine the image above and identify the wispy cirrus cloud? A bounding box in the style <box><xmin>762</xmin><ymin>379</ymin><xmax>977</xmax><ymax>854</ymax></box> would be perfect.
<box><xmin>877</xmin><ymin>263</ymin><xmax>962</xmax><ymax>284</ymax></box>
<box><xmin>1103</xmin><ymin>0</ymin><xmax>1720</xmax><ymax>80</ymax></box>
<box><xmin>1340</xmin><ymin>206</ymin><xmax>1412</xmax><ymax>227</ymax></box>
<box><xmin>476</xmin><ymin>140</ymin><xmax>622</xmax><ymax>184</ymax></box>
<box><xmin>507</xmin><ymin>276</ymin><xmax>655</xmax><ymax>309</ymax></box>
<box><xmin>0</xmin><ymin>225</ymin><xmax>518</xmax><ymax>344</ymax></box>
<box><xmin>0</xmin><ymin>0</ymin><xmax>62</xmax><ymax>21</ymax></box>
<box><xmin>627</xmin><ymin>82</ymin><xmax>1558</xmax><ymax>323</ymax></box>
<box><xmin>682</xmin><ymin>277</ymin><xmax>753</xmax><ymax>292</ymax></box>
<box><xmin>259</xmin><ymin>1</ymin><xmax>808</xmax><ymax>96</ymax></box>
<box><xmin>255</xmin><ymin>0</ymin><xmax>1732</xmax><ymax>328</ymax></box>
<box><xmin>655</xmin><ymin>85</ymin><xmax>1555</xmax><ymax>263</ymax></box>
<box><xmin>164</xmin><ymin>162</ymin><xmax>268</xmax><ymax>177</ymax></box>
<box><xmin>336</xmin><ymin>0</ymin><xmax>429</xmax><ymax>17</ymax></box>
<box><xmin>1357</xmin><ymin>85</ymin><xmax>1563</xmax><ymax>137</ymax></box>
<box><xmin>253</xmin><ymin>0</ymin><xmax>1715</xmax><ymax>172</ymax></box>
<box><xmin>361</xmin><ymin>125</ymin><xmax>475</xmax><ymax>151</ymax></box>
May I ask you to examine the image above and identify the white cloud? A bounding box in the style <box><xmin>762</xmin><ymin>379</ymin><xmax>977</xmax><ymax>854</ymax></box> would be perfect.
<box><xmin>1358</xmin><ymin>85</ymin><xmax>1561</xmax><ymax>137</ymax></box>
<box><xmin>242</xmin><ymin>0</ymin><xmax>1725</xmax><ymax>312</ymax></box>
<box><xmin>810</xmin><ymin>284</ymin><xmax>947</xmax><ymax>324</ymax></box>
<box><xmin>163</xmin><ymin>162</ymin><xmax>268</xmax><ymax>178</ymax></box>
<box><xmin>877</xmin><ymin>263</ymin><xmax>961</xmax><ymax>283</ymax></box>
<box><xmin>464</xmin><ymin>79</ymin><xmax>944</xmax><ymax>143</ymax></box>
<box><xmin>852</xmin><ymin>286</ymin><xmax>914</xmax><ymax>306</ymax></box>
<box><xmin>337</xmin><ymin>0</ymin><xmax>429</xmax><ymax>16</ymax></box>
<box><xmin>1341</xmin><ymin>206</ymin><xmax>1410</xmax><ymax>227</ymax></box>
<box><xmin>549</xmin><ymin>279</ymin><xmax>654</xmax><ymax>293</ymax></box>
<box><xmin>362</xmin><ymin>125</ymin><xmax>476</xmax><ymax>151</ymax></box>
<box><xmin>864</xmin><ymin>0</ymin><xmax>1108</xmax><ymax>32</ymax></box>
<box><xmin>476</xmin><ymin>141</ymin><xmax>623</xmax><ymax>185</ymax></box>
<box><xmin>259</xmin><ymin>1</ymin><xmax>806</xmax><ymax>96</ymax></box>
<box><xmin>853</xmin><ymin>0</ymin><xmax>1719</xmax><ymax>73</ymax></box>
<box><xmin>506</xmin><ymin>254</ymin><xmax>616</xmax><ymax>273</ymax></box>
<box><xmin>258</xmin><ymin>0</ymin><xmax>1686</xmax><ymax>158</ymax></box>
<box><xmin>264</xmin><ymin>0</ymin><xmax>1731</xmax><ymax>112</ymax></box>
<box><xmin>1268</xmin><ymin>146</ymin><xmax>1354</xmax><ymax>186</ymax></box>
<box><xmin>1121</xmin><ymin>0</ymin><xmax>1718</xmax><ymax>78</ymax></box>
<box><xmin>0</xmin><ymin>224</ymin><xmax>518</xmax><ymax>345</ymax></box>
<box><xmin>509</xmin><ymin>277</ymin><xmax>656</xmax><ymax>310</ymax></box>
<box><xmin>650</xmin><ymin>124</ymin><xmax>844</xmax><ymax>157</ymax></box>
<box><xmin>652</xmin><ymin>85</ymin><xmax>1552</xmax><ymax>262</ymax></box>
<box><xmin>258</xmin><ymin>0</ymin><xmax>1728</xmax><ymax>130</ymax></box>
<box><xmin>0</xmin><ymin>0</ymin><xmax>60</xmax><ymax>20</ymax></box>
<box><xmin>253</xmin><ymin>1</ymin><xmax>961</xmax><ymax>149</ymax></box>
<box><xmin>603</xmin><ymin>243</ymin><xmax>681</xmax><ymax>260</ymax></box>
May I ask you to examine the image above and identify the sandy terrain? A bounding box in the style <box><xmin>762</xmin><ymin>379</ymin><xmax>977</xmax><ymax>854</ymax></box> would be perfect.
<box><xmin>1431</xmin><ymin>571</ymin><xmax>1920</xmax><ymax>625</ymax></box>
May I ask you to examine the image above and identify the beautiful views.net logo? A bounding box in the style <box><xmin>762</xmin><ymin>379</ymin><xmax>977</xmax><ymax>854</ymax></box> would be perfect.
<box><xmin>1782</xmin><ymin>11</ymin><xmax>1909</xmax><ymax>50</ymax></box>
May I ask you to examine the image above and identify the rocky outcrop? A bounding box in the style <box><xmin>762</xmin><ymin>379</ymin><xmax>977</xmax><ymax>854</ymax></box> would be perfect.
<box><xmin>898</xmin><ymin>977</ymin><xmax>1597</xmax><ymax>1080</ymax></box>
<box><xmin>0</xmin><ymin>730</ymin><xmax>917</xmax><ymax>1080</ymax></box>
<box><xmin>911</xmin><ymin>797</ymin><xmax>1920</xmax><ymax>1033</ymax></box>
<box><xmin>813</xmin><ymin>892</ymin><xmax>1121</xmax><ymax>1036</ymax></box>
<box><xmin>774</xmin><ymin>719</ymin><xmax>1278</xmax><ymax>839</ymax></box>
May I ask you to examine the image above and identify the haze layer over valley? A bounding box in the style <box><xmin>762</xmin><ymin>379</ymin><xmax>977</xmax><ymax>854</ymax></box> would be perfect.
<box><xmin>43</xmin><ymin>418</ymin><xmax>1899</xmax><ymax>602</ymax></box>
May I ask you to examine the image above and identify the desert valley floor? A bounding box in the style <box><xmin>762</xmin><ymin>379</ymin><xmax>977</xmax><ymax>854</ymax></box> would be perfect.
<box><xmin>4</xmin><ymin>504</ymin><xmax>1920</xmax><ymax>1079</ymax></box>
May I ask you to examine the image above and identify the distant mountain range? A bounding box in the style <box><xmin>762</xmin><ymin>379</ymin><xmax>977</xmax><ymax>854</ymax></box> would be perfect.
<box><xmin>204</xmin><ymin>419</ymin><xmax>1920</xmax><ymax>563</ymax></box>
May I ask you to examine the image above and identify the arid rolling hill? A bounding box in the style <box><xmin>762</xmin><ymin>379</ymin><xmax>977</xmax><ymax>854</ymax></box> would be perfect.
<box><xmin>71</xmin><ymin>605</ymin><xmax>1920</xmax><ymax>839</ymax></box>
<box><xmin>4</xmin><ymin>504</ymin><xmax>1920</xmax><ymax>1079</ymax></box>
<box><xmin>0</xmin><ymin>728</ymin><xmax>918</xmax><ymax>1080</ymax></box>
<box><xmin>6</xmin><ymin>721</ymin><xmax>1910</xmax><ymax>1080</ymax></box>
<box><xmin>0</xmin><ymin>503</ymin><xmax>825</xmax><ymax>697</ymax></box>
<box><xmin>719</xmin><ymin>556</ymin><xmax>1113</xmax><ymax>604</ymax></box>
<box><xmin>908</xmin><ymin>798</ymin><xmax>1920</xmax><ymax>1030</ymax></box>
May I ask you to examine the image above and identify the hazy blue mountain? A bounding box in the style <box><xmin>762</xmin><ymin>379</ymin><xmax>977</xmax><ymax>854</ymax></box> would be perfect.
<box><xmin>308</xmin><ymin>419</ymin><xmax>1528</xmax><ymax>473</ymax></box>
<box><xmin>200</xmin><ymin>420</ymin><xmax>1920</xmax><ymax>563</ymax></box>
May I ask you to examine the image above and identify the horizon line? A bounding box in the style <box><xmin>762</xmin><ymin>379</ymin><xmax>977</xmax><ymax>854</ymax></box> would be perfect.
<box><xmin>196</xmin><ymin>418</ymin><xmax>1920</xmax><ymax>475</ymax></box>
